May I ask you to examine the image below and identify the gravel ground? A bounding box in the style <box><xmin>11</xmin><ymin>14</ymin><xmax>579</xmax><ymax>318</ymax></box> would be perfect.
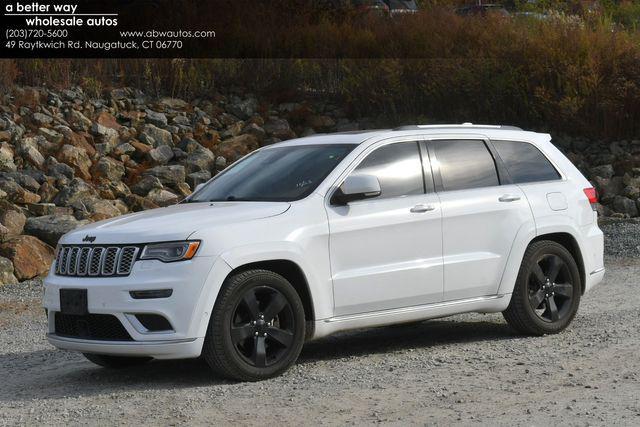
<box><xmin>1</xmin><ymin>223</ymin><xmax>639</xmax><ymax>426</ymax></box>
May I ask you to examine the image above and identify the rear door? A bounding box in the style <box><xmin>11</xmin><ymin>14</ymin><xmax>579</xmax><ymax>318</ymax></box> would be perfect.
<box><xmin>427</xmin><ymin>138</ymin><xmax>533</xmax><ymax>301</ymax></box>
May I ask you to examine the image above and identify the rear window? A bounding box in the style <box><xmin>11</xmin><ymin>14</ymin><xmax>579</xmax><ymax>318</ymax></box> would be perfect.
<box><xmin>493</xmin><ymin>140</ymin><xmax>561</xmax><ymax>184</ymax></box>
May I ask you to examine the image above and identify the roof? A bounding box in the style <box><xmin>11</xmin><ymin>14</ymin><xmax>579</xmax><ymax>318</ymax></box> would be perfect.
<box><xmin>272</xmin><ymin>124</ymin><xmax>550</xmax><ymax>148</ymax></box>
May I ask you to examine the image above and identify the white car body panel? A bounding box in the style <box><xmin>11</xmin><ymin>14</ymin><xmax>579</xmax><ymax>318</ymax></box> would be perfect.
<box><xmin>44</xmin><ymin>125</ymin><xmax>605</xmax><ymax>358</ymax></box>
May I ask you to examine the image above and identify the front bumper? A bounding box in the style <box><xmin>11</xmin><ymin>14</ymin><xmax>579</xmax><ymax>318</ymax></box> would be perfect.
<box><xmin>44</xmin><ymin>255</ymin><xmax>231</xmax><ymax>359</ymax></box>
<box><xmin>47</xmin><ymin>335</ymin><xmax>205</xmax><ymax>359</ymax></box>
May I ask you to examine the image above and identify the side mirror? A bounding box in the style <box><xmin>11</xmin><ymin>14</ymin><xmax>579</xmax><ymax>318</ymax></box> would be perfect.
<box><xmin>331</xmin><ymin>174</ymin><xmax>381</xmax><ymax>205</ymax></box>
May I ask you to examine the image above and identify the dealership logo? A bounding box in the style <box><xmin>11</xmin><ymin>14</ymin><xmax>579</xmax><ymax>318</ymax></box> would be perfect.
<box><xmin>82</xmin><ymin>235</ymin><xmax>96</xmax><ymax>243</ymax></box>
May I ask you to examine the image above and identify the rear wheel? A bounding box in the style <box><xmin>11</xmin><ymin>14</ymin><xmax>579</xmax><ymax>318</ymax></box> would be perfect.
<box><xmin>503</xmin><ymin>240</ymin><xmax>581</xmax><ymax>335</ymax></box>
<box><xmin>203</xmin><ymin>269</ymin><xmax>306</xmax><ymax>381</ymax></box>
<box><xmin>83</xmin><ymin>353</ymin><xmax>152</xmax><ymax>368</ymax></box>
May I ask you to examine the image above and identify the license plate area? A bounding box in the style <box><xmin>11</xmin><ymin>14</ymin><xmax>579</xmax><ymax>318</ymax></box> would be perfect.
<box><xmin>60</xmin><ymin>289</ymin><xmax>88</xmax><ymax>315</ymax></box>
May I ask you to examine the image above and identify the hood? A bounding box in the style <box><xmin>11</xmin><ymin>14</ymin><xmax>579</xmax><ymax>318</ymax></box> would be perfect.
<box><xmin>61</xmin><ymin>202</ymin><xmax>291</xmax><ymax>245</ymax></box>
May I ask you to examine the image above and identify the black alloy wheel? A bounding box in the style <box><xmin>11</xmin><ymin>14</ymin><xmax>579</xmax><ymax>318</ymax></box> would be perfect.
<box><xmin>503</xmin><ymin>240</ymin><xmax>581</xmax><ymax>336</ymax></box>
<box><xmin>230</xmin><ymin>286</ymin><xmax>295</xmax><ymax>368</ymax></box>
<box><xmin>203</xmin><ymin>269</ymin><xmax>306</xmax><ymax>381</ymax></box>
<box><xmin>527</xmin><ymin>254</ymin><xmax>574</xmax><ymax>323</ymax></box>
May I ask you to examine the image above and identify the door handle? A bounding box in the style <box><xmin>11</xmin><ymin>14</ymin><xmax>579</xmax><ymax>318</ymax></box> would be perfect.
<box><xmin>499</xmin><ymin>194</ymin><xmax>521</xmax><ymax>203</ymax></box>
<box><xmin>410</xmin><ymin>204</ymin><xmax>436</xmax><ymax>213</ymax></box>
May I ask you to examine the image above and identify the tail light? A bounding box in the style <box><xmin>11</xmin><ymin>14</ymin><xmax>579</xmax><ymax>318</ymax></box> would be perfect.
<box><xmin>583</xmin><ymin>187</ymin><xmax>598</xmax><ymax>211</ymax></box>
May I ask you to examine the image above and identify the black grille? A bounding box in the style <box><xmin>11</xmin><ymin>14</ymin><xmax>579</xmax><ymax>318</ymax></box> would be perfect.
<box><xmin>54</xmin><ymin>312</ymin><xmax>133</xmax><ymax>341</ymax></box>
<box><xmin>55</xmin><ymin>245</ymin><xmax>140</xmax><ymax>278</ymax></box>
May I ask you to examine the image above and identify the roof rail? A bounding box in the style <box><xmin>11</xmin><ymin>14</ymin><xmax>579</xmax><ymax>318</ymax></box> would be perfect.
<box><xmin>393</xmin><ymin>123</ymin><xmax>523</xmax><ymax>131</ymax></box>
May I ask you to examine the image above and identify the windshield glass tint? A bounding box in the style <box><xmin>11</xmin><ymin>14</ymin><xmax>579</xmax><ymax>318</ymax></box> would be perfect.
<box><xmin>190</xmin><ymin>144</ymin><xmax>355</xmax><ymax>202</ymax></box>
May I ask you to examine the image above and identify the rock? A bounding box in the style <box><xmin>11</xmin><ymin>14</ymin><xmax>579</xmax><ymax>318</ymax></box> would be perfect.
<box><xmin>95</xmin><ymin>111</ymin><xmax>121</xmax><ymax>130</ymax></box>
<box><xmin>24</xmin><ymin>215</ymin><xmax>90</xmax><ymax>247</ymax></box>
<box><xmin>184</xmin><ymin>146</ymin><xmax>215</xmax><ymax>174</ymax></box>
<box><xmin>215</xmin><ymin>156</ymin><xmax>227</xmax><ymax>170</ymax></box>
<box><xmin>91</xmin><ymin>123</ymin><xmax>119</xmax><ymax>148</ymax></box>
<box><xmin>113</xmin><ymin>143</ymin><xmax>135</xmax><ymax>156</ymax></box>
<box><xmin>124</xmin><ymin>194</ymin><xmax>159</xmax><ymax>212</ymax></box>
<box><xmin>2</xmin><ymin>171</ymin><xmax>40</xmax><ymax>192</ymax></box>
<box><xmin>0</xmin><ymin>235</ymin><xmax>54</xmax><ymax>280</ymax></box>
<box><xmin>622</xmin><ymin>185</ymin><xmax>640</xmax><ymax>199</ymax></box>
<box><xmin>187</xmin><ymin>170</ymin><xmax>211</xmax><ymax>188</ymax></box>
<box><xmin>0</xmin><ymin>201</ymin><xmax>26</xmax><ymax>241</ymax></box>
<box><xmin>91</xmin><ymin>157</ymin><xmax>125</xmax><ymax>183</ymax></box>
<box><xmin>37</xmin><ymin>181</ymin><xmax>59</xmax><ymax>203</ymax></box>
<box><xmin>73</xmin><ymin>198</ymin><xmax>121</xmax><ymax>221</ymax></box>
<box><xmin>141</xmin><ymin>124</ymin><xmax>172</xmax><ymax>147</ymax></box>
<box><xmin>172</xmin><ymin>115</ymin><xmax>191</xmax><ymax>126</ymax></box>
<box><xmin>147</xmin><ymin>145</ymin><xmax>174</xmax><ymax>166</ymax></box>
<box><xmin>52</xmin><ymin>178</ymin><xmax>98</xmax><ymax>207</ymax></box>
<box><xmin>0</xmin><ymin>179</ymin><xmax>40</xmax><ymax>205</ymax></box>
<box><xmin>38</xmin><ymin>127</ymin><xmax>63</xmax><ymax>144</ymax></box>
<box><xmin>217</xmin><ymin>134</ymin><xmax>259</xmax><ymax>161</ymax></box>
<box><xmin>0</xmin><ymin>256</ymin><xmax>17</xmax><ymax>285</ymax></box>
<box><xmin>142</xmin><ymin>165</ymin><xmax>185</xmax><ymax>188</ymax></box>
<box><xmin>0</xmin><ymin>143</ymin><xmax>16</xmax><ymax>172</ymax></box>
<box><xmin>308</xmin><ymin>115</ymin><xmax>336</xmax><ymax>131</ymax></box>
<box><xmin>55</xmin><ymin>126</ymin><xmax>96</xmax><ymax>156</ymax></box>
<box><xmin>264</xmin><ymin>117</ymin><xmax>295</xmax><ymax>139</ymax></box>
<box><xmin>16</xmin><ymin>138</ymin><xmax>45</xmax><ymax>168</ymax></box>
<box><xmin>590</xmin><ymin>164</ymin><xmax>614</xmax><ymax>179</ymax></box>
<box><xmin>131</xmin><ymin>175</ymin><xmax>163</xmax><ymax>196</ymax></box>
<box><xmin>228</xmin><ymin>96</ymin><xmax>258</xmax><ymax>119</ymax></box>
<box><xmin>160</xmin><ymin>97</ymin><xmax>188</xmax><ymax>109</ymax></box>
<box><xmin>46</xmin><ymin>156</ymin><xmax>75</xmax><ymax>180</ymax></box>
<box><xmin>612</xmin><ymin>196</ymin><xmax>639</xmax><ymax>217</ymax></box>
<box><xmin>145</xmin><ymin>109</ymin><xmax>168</xmax><ymax>127</ymax></box>
<box><xmin>241</xmin><ymin>123</ymin><xmax>266</xmax><ymax>141</ymax></box>
<box><xmin>26</xmin><ymin>202</ymin><xmax>57</xmax><ymax>216</ymax></box>
<box><xmin>0</xmin><ymin>131</ymin><xmax>11</xmax><ymax>142</ymax></box>
<box><xmin>56</xmin><ymin>144</ymin><xmax>92</xmax><ymax>181</ymax></box>
<box><xmin>32</xmin><ymin>112</ymin><xmax>53</xmax><ymax>126</ymax></box>
<box><xmin>146</xmin><ymin>188</ymin><xmax>179</xmax><ymax>207</ymax></box>
<box><xmin>66</xmin><ymin>109</ymin><xmax>92</xmax><ymax>131</ymax></box>
<box><xmin>593</xmin><ymin>176</ymin><xmax>624</xmax><ymax>203</ymax></box>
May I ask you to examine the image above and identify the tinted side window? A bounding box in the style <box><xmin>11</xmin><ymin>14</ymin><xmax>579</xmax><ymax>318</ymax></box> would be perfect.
<box><xmin>431</xmin><ymin>140</ymin><xmax>499</xmax><ymax>191</ymax></box>
<box><xmin>493</xmin><ymin>140</ymin><xmax>561</xmax><ymax>184</ymax></box>
<box><xmin>352</xmin><ymin>142</ymin><xmax>424</xmax><ymax>199</ymax></box>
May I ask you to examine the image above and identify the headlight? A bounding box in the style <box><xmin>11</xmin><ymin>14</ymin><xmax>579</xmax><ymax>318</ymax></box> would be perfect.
<box><xmin>140</xmin><ymin>241</ymin><xmax>200</xmax><ymax>263</ymax></box>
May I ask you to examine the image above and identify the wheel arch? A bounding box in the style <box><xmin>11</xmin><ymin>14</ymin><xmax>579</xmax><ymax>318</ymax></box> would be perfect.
<box><xmin>530</xmin><ymin>232</ymin><xmax>586</xmax><ymax>295</ymax></box>
<box><xmin>223</xmin><ymin>259</ymin><xmax>316</xmax><ymax>339</ymax></box>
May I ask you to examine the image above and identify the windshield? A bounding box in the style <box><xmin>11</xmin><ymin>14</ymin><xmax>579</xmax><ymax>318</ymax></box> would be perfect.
<box><xmin>189</xmin><ymin>144</ymin><xmax>356</xmax><ymax>202</ymax></box>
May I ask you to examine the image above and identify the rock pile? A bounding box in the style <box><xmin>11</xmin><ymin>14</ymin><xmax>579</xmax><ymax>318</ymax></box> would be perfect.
<box><xmin>0</xmin><ymin>86</ymin><xmax>359</xmax><ymax>284</ymax></box>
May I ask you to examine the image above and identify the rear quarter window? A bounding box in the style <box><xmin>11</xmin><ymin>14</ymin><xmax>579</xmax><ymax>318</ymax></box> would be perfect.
<box><xmin>492</xmin><ymin>140</ymin><xmax>561</xmax><ymax>184</ymax></box>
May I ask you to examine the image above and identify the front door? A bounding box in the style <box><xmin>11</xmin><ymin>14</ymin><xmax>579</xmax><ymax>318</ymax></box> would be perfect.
<box><xmin>326</xmin><ymin>140</ymin><xmax>444</xmax><ymax>316</ymax></box>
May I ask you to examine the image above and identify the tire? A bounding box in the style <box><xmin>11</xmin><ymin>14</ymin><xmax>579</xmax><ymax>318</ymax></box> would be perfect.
<box><xmin>202</xmin><ymin>269</ymin><xmax>306</xmax><ymax>381</ymax></box>
<box><xmin>503</xmin><ymin>240</ymin><xmax>581</xmax><ymax>336</ymax></box>
<box><xmin>83</xmin><ymin>353</ymin><xmax>152</xmax><ymax>369</ymax></box>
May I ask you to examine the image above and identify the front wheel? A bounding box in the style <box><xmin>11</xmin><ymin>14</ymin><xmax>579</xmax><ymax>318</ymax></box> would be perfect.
<box><xmin>503</xmin><ymin>241</ymin><xmax>581</xmax><ymax>336</ymax></box>
<box><xmin>202</xmin><ymin>269</ymin><xmax>306</xmax><ymax>381</ymax></box>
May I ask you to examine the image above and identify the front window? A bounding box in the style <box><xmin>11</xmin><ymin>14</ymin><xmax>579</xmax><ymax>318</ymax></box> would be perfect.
<box><xmin>189</xmin><ymin>144</ymin><xmax>355</xmax><ymax>202</ymax></box>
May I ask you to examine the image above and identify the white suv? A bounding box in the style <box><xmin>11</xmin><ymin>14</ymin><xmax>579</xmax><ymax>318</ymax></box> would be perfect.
<box><xmin>44</xmin><ymin>124</ymin><xmax>605</xmax><ymax>381</ymax></box>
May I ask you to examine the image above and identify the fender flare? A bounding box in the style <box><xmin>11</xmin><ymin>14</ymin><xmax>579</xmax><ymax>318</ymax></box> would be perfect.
<box><xmin>497</xmin><ymin>222</ymin><xmax>585</xmax><ymax>296</ymax></box>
